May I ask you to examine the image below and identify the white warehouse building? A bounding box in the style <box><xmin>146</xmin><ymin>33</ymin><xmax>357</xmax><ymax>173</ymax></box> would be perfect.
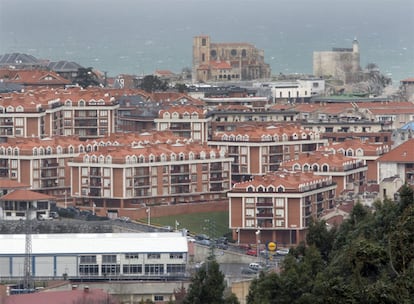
<box><xmin>0</xmin><ymin>232</ymin><xmax>188</xmax><ymax>280</ymax></box>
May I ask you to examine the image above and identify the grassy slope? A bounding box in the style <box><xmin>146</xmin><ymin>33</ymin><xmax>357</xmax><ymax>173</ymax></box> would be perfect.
<box><xmin>149</xmin><ymin>211</ymin><xmax>230</xmax><ymax>238</ymax></box>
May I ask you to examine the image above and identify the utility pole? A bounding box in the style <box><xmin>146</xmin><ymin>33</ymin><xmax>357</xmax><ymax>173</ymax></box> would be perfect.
<box><xmin>23</xmin><ymin>203</ymin><xmax>33</xmax><ymax>292</ymax></box>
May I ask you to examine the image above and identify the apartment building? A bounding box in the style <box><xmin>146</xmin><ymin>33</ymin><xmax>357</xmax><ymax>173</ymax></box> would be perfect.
<box><xmin>154</xmin><ymin>105</ymin><xmax>210</xmax><ymax>143</ymax></box>
<box><xmin>318</xmin><ymin>138</ymin><xmax>390</xmax><ymax>182</ymax></box>
<box><xmin>0</xmin><ymin>87</ymin><xmax>119</xmax><ymax>141</ymax></box>
<box><xmin>208</xmin><ymin>123</ymin><xmax>327</xmax><ymax>182</ymax></box>
<box><xmin>279</xmin><ymin>150</ymin><xmax>368</xmax><ymax>197</ymax></box>
<box><xmin>228</xmin><ymin>171</ymin><xmax>336</xmax><ymax>246</ymax></box>
<box><xmin>68</xmin><ymin>141</ymin><xmax>232</xmax><ymax>213</ymax></box>
<box><xmin>0</xmin><ymin>136</ymin><xmax>89</xmax><ymax>199</ymax></box>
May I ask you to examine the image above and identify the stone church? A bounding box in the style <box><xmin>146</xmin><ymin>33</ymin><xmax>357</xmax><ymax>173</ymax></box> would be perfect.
<box><xmin>192</xmin><ymin>35</ymin><xmax>271</xmax><ymax>83</ymax></box>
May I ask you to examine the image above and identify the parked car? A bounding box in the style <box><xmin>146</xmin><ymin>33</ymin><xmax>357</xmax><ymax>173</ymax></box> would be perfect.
<box><xmin>276</xmin><ymin>248</ymin><xmax>290</xmax><ymax>256</ymax></box>
<box><xmin>246</xmin><ymin>249</ymin><xmax>257</xmax><ymax>256</ymax></box>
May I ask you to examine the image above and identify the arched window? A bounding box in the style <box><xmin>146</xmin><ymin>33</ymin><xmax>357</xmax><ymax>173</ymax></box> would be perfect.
<box><xmin>346</xmin><ymin>149</ymin><xmax>353</xmax><ymax>156</ymax></box>
<box><xmin>257</xmin><ymin>186</ymin><xmax>264</xmax><ymax>192</ymax></box>
<box><xmin>160</xmin><ymin>154</ymin><xmax>166</xmax><ymax>162</ymax></box>
<box><xmin>247</xmin><ymin>186</ymin><xmax>254</xmax><ymax>192</ymax></box>
<box><xmin>32</xmin><ymin>148</ymin><xmax>38</xmax><ymax>156</ymax></box>
<box><xmin>322</xmin><ymin>164</ymin><xmax>329</xmax><ymax>172</ymax></box>
<box><xmin>179</xmin><ymin>153</ymin><xmax>185</xmax><ymax>161</ymax></box>
<box><xmin>78</xmin><ymin>100</ymin><xmax>86</xmax><ymax>107</ymax></box>
<box><xmin>267</xmin><ymin>186</ymin><xmax>275</xmax><ymax>192</ymax></box>
<box><xmin>149</xmin><ymin>154</ymin><xmax>155</xmax><ymax>162</ymax></box>
<box><xmin>139</xmin><ymin>155</ymin><xmax>145</xmax><ymax>163</ymax></box>
<box><xmin>312</xmin><ymin>164</ymin><xmax>319</xmax><ymax>172</ymax></box>
<box><xmin>106</xmin><ymin>156</ymin><xmax>112</xmax><ymax>164</ymax></box>
<box><xmin>277</xmin><ymin>186</ymin><xmax>285</xmax><ymax>192</ymax></box>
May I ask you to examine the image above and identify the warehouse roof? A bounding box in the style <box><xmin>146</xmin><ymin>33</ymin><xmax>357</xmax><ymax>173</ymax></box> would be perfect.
<box><xmin>0</xmin><ymin>232</ymin><xmax>188</xmax><ymax>255</ymax></box>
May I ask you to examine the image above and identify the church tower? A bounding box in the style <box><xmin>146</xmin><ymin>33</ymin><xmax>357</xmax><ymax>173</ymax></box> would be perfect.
<box><xmin>192</xmin><ymin>35</ymin><xmax>211</xmax><ymax>82</ymax></box>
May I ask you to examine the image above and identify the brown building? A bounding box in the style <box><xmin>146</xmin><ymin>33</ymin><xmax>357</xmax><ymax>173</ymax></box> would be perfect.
<box><xmin>192</xmin><ymin>35</ymin><xmax>271</xmax><ymax>82</ymax></box>
<box><xmin>68</xmin><ymin>140</ymin><xmax>233</xmax><ymax>215</ymax></box>
<box><xmin>279</xmin><ymin>150</ymin><xmax>368</xmax><ymax>197</ymax></box>
<box><xmin>228</xmin><ymin>171</ymin><xmax>336</xmax><ymax>247</ymax></box>
<box><xmin>208</xmin><ymin>123</ymin><xmax>327</xmax><ymax>182</ymax></box>
<box><xmin>0</xmin><ymin>87</ymin><xmax>119</xmax><ymax>141</ymax></box>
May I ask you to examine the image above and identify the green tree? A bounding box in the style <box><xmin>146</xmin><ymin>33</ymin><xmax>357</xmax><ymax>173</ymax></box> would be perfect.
<box><xmin>72</xmin><ymin>67</ymin><xmax>100</xmax><ymax>88</ymax></box>
<box><xmin>183</xmin><ymin>255</ymin><xmax>225</xmax><ymax>304</ymax></box>
<box><xmin>139</xmin><ymin>75</ymin><xmax>168</xmax><ymax>93</ymax></box>
<box><xmin>306</xmin><ymin>218</ymin><xmax>336</xmax><ymax>261</ymax></box>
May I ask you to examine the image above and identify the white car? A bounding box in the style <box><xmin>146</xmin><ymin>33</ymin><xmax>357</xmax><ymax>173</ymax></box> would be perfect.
<box><xmin>276</xmin><ymin>248</ymin><xmax>290</xmax><ymax>256</ymax></box>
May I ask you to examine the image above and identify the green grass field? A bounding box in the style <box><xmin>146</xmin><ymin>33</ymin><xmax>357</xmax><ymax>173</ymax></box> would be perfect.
<box><xmin>148</xmin><ymin>211</ymin><xmax>231</xmax><ymax>239</ymax></box>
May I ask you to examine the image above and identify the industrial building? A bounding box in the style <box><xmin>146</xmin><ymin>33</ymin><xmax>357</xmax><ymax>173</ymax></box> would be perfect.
<box><xmin>0</xmin><ymin>232</ymin><xmax>188</xmax><ymax>280</ymax></box>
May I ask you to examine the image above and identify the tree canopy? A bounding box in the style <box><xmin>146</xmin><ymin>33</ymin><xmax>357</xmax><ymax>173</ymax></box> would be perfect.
<box><xmin>183</xmin><ymin>254</ymin><xmax>239</xmax><ymax>304</ymax></box>
<box><xmin>247</xmin><ymin>186</ymin><xmax>414</xmax><ymax>303</ymax></box>
<box><xmin>72</xmin><ymin>67</ymin><xmax>100</xmax><ymax>88</ymax></box>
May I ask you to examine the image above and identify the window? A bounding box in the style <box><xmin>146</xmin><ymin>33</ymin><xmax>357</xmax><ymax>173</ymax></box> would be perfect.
<box><xmin>101</xmin><ymin>264</ymin><xmax>120</xmax><ymax>275</ymax></box>
<box><xmin>125</xmin><ymin>253</ymin><xmax>139</xmax><ymax>259</ymax></box>
<box><xmin>102</xmin><ymin>255</ymin><xmax>117</xmax><ymax>263</ymax></box>
<box><xmin>246</xmin><ymin>198</ymin><xmax>254</xmax><ymax>204</ymax></box>
<box><xmin>80</xmin><ymin>255</ymin><xmax>97</xmax><ymax>264</ymax></box>
<box><xmin>275</xmin><ymin>198</ymin><xmax>284</xmax><ymax>207</ymax></box>
<box><xmin>145</xmin><ymin>264</ymin><xmax>164</xmax><ymax>275</ymax></box>
<box><xmin>246</xmin><ymin>209</ymin><xmax>254</xmax><ymax>217</ymax></box>
<box><xmin>79</xmin><ymin>265</ymin><xmax>98</xmax><ymax>275</ymax></box>
<box><xmin>123</xmin><ymin>264</ymin><xmax>142</xmax><ymax>274</ymax></box>
<box><xmin>275</xmin><ymin>209</ymin><xmax>284</xmax><ymax>217</ymax></box>
<box><xmin>154</xmin><ymin>295</ymin><xmax>164</xmax><ymax>302</ymax></box>
<box><xmin>166</xmin><ymin>264</ymin><xmax>185</xmax><ymax>274</ymax></box>
<box><xmin>147</xmin><ymin>253</ymin><xmax>161</xmax><ymax>259</ymax></box>
<box><xmin>170</xmin><ymin>253</ymin><xmax>183</xmax><ymax>259</ymax></box>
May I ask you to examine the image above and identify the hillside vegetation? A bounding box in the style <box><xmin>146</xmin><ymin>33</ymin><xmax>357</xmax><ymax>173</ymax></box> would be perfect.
<box><xmin>247</xmin><ymin>184</ymin><xmax>414</xmax><ymax>304</ymax></box>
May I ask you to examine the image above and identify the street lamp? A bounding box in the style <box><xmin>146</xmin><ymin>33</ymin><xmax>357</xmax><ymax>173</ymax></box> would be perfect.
<box><xmin>146</xmin><ymin>207</ymin><xmax>151</xmax><ymax>226</ymax></box>
<box><xmin>64</xmin><ymin>190</ymin><xmax>67</xmax><ymax>208</ymax></box>
<box><xmin>236</xmin><ymin>228</ymin><xmax>240</xmax><ymax>245</ymax></box>
<box><xmin>255</xmin><ymin>229</ymin><xmax>261</xmax><ymax>258</ymax></box>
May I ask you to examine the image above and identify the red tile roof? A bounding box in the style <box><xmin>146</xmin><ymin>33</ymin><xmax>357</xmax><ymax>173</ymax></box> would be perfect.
<box><xmin>0</xmin><ymin>178</ymin><xmax>29</xmax><ymax>189</ymax></box>
<box><xmin>232</xmin><ymin>171</ymin><xmax>332</xmax><ymax>192</ymax></box>
<box><xmin>0</xmin><ymin>189</ymin><xmax>55</xmax><ymax>201</ymax></box>
<box><xmin>4</xmin><ymin>69</ymin><xmax>71</xmax><ymax>86</ymax></box>
<box><xmin>210</xmin><ymin>60</ymin><xmax>232</xmax><ymax>70</ymax></box>
<box><xmin>377</xmin><ymin>139</ymin><xmax>414</xmax><ymax>163</ymax></box>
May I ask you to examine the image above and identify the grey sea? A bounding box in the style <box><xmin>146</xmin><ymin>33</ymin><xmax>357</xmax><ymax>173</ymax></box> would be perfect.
<box><xmin>0</xmin><ymin>0</ymin><xmax>413</xmax><ymax>84</ymax></box>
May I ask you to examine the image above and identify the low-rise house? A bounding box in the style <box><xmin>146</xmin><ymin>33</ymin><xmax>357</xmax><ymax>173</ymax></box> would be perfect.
<box><xmin>0</xmin><ymin>188</ymin><xmax>55</xmax><ymax>220</ymax></box>
<box><xmin>228</xmin><ymin>171</ymin><xmax>336</xmax><ymax>246</ymax></box>
<box><xmin>377</xmin><ymin>138</ymin><xmax>414</xmax><ymax>185</ymax></box>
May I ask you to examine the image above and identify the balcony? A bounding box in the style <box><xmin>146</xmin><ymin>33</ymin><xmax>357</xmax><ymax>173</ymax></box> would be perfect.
<box><xmin>256</xmin><ymin>212</ymin><xmax>273</xmax><ymax>218</ymax></box>
<box><xmin>256</xmin><ymin>201</ymin><xmax>273</xmax><ymax>207</ymax></box>
<box><xmin>171</xmin><ymin>177</ymin><xmax>190</xmax><ymax>184</ymax></box>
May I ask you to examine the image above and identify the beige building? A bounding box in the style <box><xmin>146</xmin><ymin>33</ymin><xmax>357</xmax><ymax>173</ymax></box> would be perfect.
<box><xmin>313</xmin><ymin>39</ymin><xmax>361</xmax><ymax>84</ymax></box>
<box><xmin>155</xmin><ymin>105</ymin><xmax>211</xmax><ymax>143</ymax></box>
<box><xmin>192</xmin><ymin>35</ymin><xmax>271</xmax><ymax>83</ymax></box>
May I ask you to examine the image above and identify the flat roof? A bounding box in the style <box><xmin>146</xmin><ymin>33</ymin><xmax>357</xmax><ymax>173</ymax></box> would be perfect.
<box><xmin>0</xmin><ymin>233</ymin><xmax>188</xmax><ymax>255</ymax></box>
